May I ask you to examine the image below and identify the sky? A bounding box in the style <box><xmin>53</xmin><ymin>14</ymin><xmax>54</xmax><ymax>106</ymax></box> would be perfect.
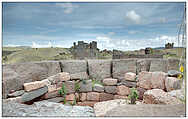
<box><xmin>2</xmin><ymin>2</ymin><xmax>185</xmax><ymax>51</ymax></box>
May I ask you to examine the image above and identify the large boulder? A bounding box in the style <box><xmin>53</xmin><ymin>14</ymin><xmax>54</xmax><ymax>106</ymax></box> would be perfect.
<box><xmin>112</xmin><ymin>59</ymin><xmax>137</xmax><ymax>80</ymax></box>
<box><xmin>2</xmin><ymin>61</ymin><xmax>61</xmax><ymax>98</ymax></box>
<box><xmin>149</xmin><ymin>59</ymin><xmax>168</xmax><ymax>72</ymax></box>
<box><xmin>165</xmin><ymin>77</ymin><xmax>181</xmax><ymax>92</ymax></box>
<box><xmin>60</xmin><ymin>60</ymin><xmax>87</xmax><ymax>74</ymax></box>
<box><xmin>8</xmin><ymin>90</ymin><xmax>25</xmax><ymax>98</ymax></box>
<box><xmin>2</xmin><ymin>100</ymin><xmax>95</xmax><ymax>117</ymax></box>
<box><xmin>136</xmin><ymin>59</ymin><xmax>151</xmax><ymax>74</ymax></box>
<box><xmin>143</xmin><ymin>89</ymin><xmax>182</xmax><ymax>104</ymax></box>
<box><xmin>104</xmin><ymin>104</ymin><xmax>185</xmax><ymax>117</ymax></box>
<box><xmin>2</xmin><ymin>67</ymin><xmax>23</xmax><ymax>99</ymax></box>
<box><xmin>88</xmin><ymin>60</ymin><xmax>111</xmax><ymax>80</ymax></box>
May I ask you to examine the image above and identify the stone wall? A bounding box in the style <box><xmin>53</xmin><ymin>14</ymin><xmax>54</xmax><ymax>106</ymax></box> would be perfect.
<box><xmin>2</xmin><ymin>58</ymin><xmax>185</xmax><ymax>99</ymax></box>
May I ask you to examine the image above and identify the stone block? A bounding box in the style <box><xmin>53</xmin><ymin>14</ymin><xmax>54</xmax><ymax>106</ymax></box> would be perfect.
<box><xmin>168</xmin><ymin>58</ymin><xmax>180</xmax><ymax>71</ymax></box>
<box><xmin>88</xmin><ymin>60</ymin><xmax>111</xmax><ymax>80</ymax></box>
<box><xmin>113</xmin><ymin>59</ymin><xmax>137</xmax><ymax>80</ymax></box>
<box><xmin>151</xmin><ymin>72</ymin><xmax>167</xmax><ymax>90</ymax></box>
<box><xmin>99</xmin><ymin>93</ymin><xmax>114</xmax><ymax>101</ymax></box>
<box><xmin>70</xmin><ymin>72</ymin><xmax>88</xmax><ymax>80</ymax></box>
<box><xmin>117</xmin><ymin>85</ymin><xmax>130</xmax><ymax>96</ymax></box>
<box><xmin>21</xmin><ymin>86</ymin><xmax>48</xmax><ymax>103</ymax></box>
<box><xmin>136</xmin><ymin>59</ymin><xmax>151</xmax><ymax>74</ymax></box>
<box><xmin>124</xmin><ymin>72</ymin><xmax>136</xmax><ymax>81</ymax></box>
<box><xmin>60</xmin><ymin>60</ymin><xmax>87</xmax><ymax>74</ymax></box>
<box><xmin>46</xmin><ymin>97</ymin><xmax>64</xmax><ymax>103</ymax></box>
<box><xmin>47</xmin><ymin>84</ymin><xmax>61</xmax><ymax>93</ymax></box>
<box><xmin>64</xmin><ymin>81</ymin><xmax>75</xmax><ymax>94</ymax></box>
<box><xmin>87</xmin><ymin>92</ymin><xmax>100</xmax><ymax>101</ymax></box>
<box><xmin>118</xmin><ymin>80</ymin><xmax>137</xmax><ymax>88</ymax></box>
<box><xmin>137</xmin><ymin>71</ymin><xmax>152</xmax><ymax>89</ymax></box>
<box><xmin>66</xmin><ymin>94</ymin><xmax>75</xmax><ymax>101</ymax></box>
<box><xmin>165</xmin><ymin>77</ymin><xmax>181</xmax><ymax>92</ymax></box>
<box><xmin>42</xmin><ymin>90</ymin><xmax>60</xmax><ymax>99</ymax></box>
<box><xmin>48</xmin><ymin>72</ymin><xmax>70</xmax><ymax>84</ymax></box>
<box><xmin>149</xmin><ymin>59</ymin><xmax>168</xmax><ymax>72</ymax></box>
<box><xmin>143</xmin><ymin>89</ymin><xmax>182</xmax><ymax>104</ymax></box>
<box><xmin>93</xmin><ymin>84</ymin><xmax>104</xmax><ymax>92</ymax></box>
<box><xmin>103</xmin><ymin>78</ymin><xmax>117</xmax><ymax>86</ymax></box>
<box><xmin>23</xmin><ymin>79</ymin><xmax>50</xmax><ymax>92</ymax></box>
<box><xmin>79</xmin><ymin>80</ymin><xmax>92</xmax><ymax>92</ymax></box>
<box><xmin>104</xmin><ymin>86</ymin><xmax>117</xmax><ymax>94</ymax></box>
<box><xmin>80</xmin><ymin>93</ymin><xmax>87</xmax><ymax>102</ymax></box>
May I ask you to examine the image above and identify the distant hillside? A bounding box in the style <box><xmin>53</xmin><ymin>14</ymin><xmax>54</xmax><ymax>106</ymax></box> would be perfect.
<box><xmin>3</xmin><ymin>47</ymin><xmax>73</xmax><ymax>64</ymax></box>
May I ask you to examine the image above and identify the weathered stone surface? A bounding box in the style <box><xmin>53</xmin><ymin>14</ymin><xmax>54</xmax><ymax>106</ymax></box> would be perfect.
<box><xmin>99</xmin><ymin>93</ymin><xmax>114</xmax><ymax>101</ymax></box>
<box><xmin>117</xmin><ymin>85</ymin><xmax>130</xmax><ymax>96</ymax></box>
<box><xmin>48</xmin><ymin>72</ymin><xmax>70</xmax><ymax>84</ymax></box>
<box><xmin>94</xmin><ymin>99</ymin><xmax>128</xmax><ymax>117</ymax></box>
<box><xmin>136</xmin><ymin>59</ymin><xmax>151</xmax><ymax>74</ymax></box>
<box><xmin>70</xmin><ymin>72</ymin><xmax>88</xmax><ymax>80</ymax></box>
<box><xmin>137</xmin><ymin>87</ymin><xmax>147</xmax><ymax>100</ymax></box>
<box><xmin>149</xmin><ymin>59</ymin><xmax>168</xmax><ymax>72</ymax></box>
<box><xmin>103</xmin><ymin>78</ymin><xmax>117</xmax><ymax>86</ymax></box>
<box><xmin>151</xmin><ymin>72</ymin><xmax>167</xmax><ymax>90</ymax></box>
<box><xmin>168</xmin><ymin>70</ymin><xmax>182</xmax><ymax>77</ymax></box>
<box><xmin>2</xmin><ymin>100</ymin><xmax>95</xmax><ymax>117</ymax></box>
<box><xmin>137</xmin><ymin>71</ymin><xmax>152</xmax><ymax>89</ymax></box>
<box><xmin>93</xmin><ymin>84</ymin><xmax>104</xmax><ymax>92</ymax></box>
<box><xmin>2</xmin><ymin>61</ymin><xmax>61</xmax><ymax>98</ymax></box>
<box><xmin>104</xmin><ymin>86</ymin><xmax>117</xmax><ymax>94</ymax></box>
<box><xmin>64</xmin><ymin>81</ymin><xmax>75</xmax><ymax>94</ymax></box>
<box><xmin>60</xmin><ymin>60</ymin><xmax>87</xmax><ymax>74</ymax></box>
<box><xmin>75</xmin><ymin>93</ymin><xmax>80</xmax><ymax>102</ymax></box>
<box><xmin>167</xmin><ymin>89</ymin><xmax>185</xmax><ymax>101</ymax></box>
<box><xmin>47</xmin><ymin>84</ymin><xmax>61</xmax><ymax>93</ymax></box>
<box><xmin>46</xmin><ymin>97</ymin><xmax>64</xmax><ymax>103</ymax></box>
<box><xmin>77</xmin><ymin>101</ymin><xmax>98</xmax><ymax>107</ymax></box>
<box><xmin>88</xmin><ymin>60</ymin><xmax>111</xmax><ymax>80</ymax></box>
<box><xmin>112</xmin><ymin>59</ymin><xmax>137</xmax><ymax>80</ymax></box>
<box><xmin>165</xmin><ymin>77</ymin><xmax>181</xmax><ymax>92</ymax></box>
<box><xmin>105</xmin><ymin>104</ymin><xmax>185</xmax><ymax>117</ymax></box>
<box><xmin>24</xmin><ymin>79</ymin><xmax>50</xmax><ymax>92</ymax></box>
<box><xmin>80</xmin><ymin>93</ymin><xmax>87</xmax><ymax>102</ymax></box>
<box><xmin>87</xmin><ymin>92</ymin><xmax>100</xmax><ymax>101</ymax></box>
<box><xmin>2</xmin><ymin>67</ymin><xmax>23</xmax><ymax>99</ymax></box>
<box><xmin>118</xmin><ymin>81</ymin><xmax>137</xmax><ymax>88</ymax></box>
<box><xmin>3</xmin><ymin>97</ymin><xmax>22</xmax><ymax>103</ymax></box>
<box><xmin>143</xmin><ymin>89</ymin><xmax>182</xmax><ymax>104</ymax></box>
<box><xmin>79</xmin><ymin>80</ymin><xmax>92</xmax><ymax>92</ymax></box>
<box><xmin>113</xmin><ymin>95</ymin><xmax>127</xmax><ymax>99</ymax></box>
<box><xmin>124</xmin><ymin>72</ymin><xmax>136</xmax><ymax>81</ymax></box>
<box><xmin>8</xmin><ymin>90</ymin><xmax>25</xmax><ymax>98</ymax></box>
<box><xmin>21</xmin><ymin>86</ymin><xmax>48</xmax><ymax>103</ymax></box>
<box><xmin>168</xmin><ymin>59</ymin><xmax>180</xmax><ymax>71</ymax></box>
<box><xmin>66</xmin><ymin>94</ymin><xmax>75</xmax><ymax>101</ymax></box>
<box><xmin>42</xmin><ymin>90</ymin><xmax>60</xmax><ymax>99</ymax></box>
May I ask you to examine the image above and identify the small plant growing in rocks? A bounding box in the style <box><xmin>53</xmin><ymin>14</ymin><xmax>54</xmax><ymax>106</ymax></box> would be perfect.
<box><xmin>75</xmin><ymin>82</ymin><xmax>80</xmax><ymax>92</ymax></box>
<box><xmin>128</xmin><ymin>88</ymin><xmax>138</xmax><ymax>104</ymax></box>
<box><xmin>59</xmin><ymin>82</ymin><xmax>67</xmax><ymax>104</ymax></box>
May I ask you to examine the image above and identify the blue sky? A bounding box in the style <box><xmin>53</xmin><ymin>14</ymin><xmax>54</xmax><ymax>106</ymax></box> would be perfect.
<box><xmin>2</xmin><ymin>2</ymin><xmax>185</xmax><ymax>51</ymax></box>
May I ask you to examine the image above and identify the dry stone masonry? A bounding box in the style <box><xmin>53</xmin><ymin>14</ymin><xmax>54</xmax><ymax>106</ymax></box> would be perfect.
<box><xmin>2</xmin><ymin>58</ymin><xmax>185</xmax><ymax>109</ymax></box>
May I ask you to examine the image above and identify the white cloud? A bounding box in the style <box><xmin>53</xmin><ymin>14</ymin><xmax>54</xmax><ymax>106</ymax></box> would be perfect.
<box><xmin>55</xmin><ymin>3</ymin><xmax>79</xmax><ymax>14</ymax></box>
<box><xmin>4</xmin><ymin>44</ymin><xmax>21</xmax><ymax>47</ymax></box>
<box><xmin>128</xmin><ymin>30</ymin><xmax>138</xmax><ymax>34</ymax></box>
<box><xmin>126</xmin><ymin>10</ymin><xmax>141</xmax><ymax>24</ymax></box>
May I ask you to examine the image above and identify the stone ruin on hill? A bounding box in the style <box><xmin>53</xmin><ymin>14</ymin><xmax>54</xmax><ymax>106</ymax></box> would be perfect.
<box><xmin>71</xmin><ymin>41</ymin><xmax>99</xmax><ymax>59</ymax></box>
<box><xmin>165</xmin><ymin>43</ymin><xmax>174</xmax><ymax>49</ymax></box>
